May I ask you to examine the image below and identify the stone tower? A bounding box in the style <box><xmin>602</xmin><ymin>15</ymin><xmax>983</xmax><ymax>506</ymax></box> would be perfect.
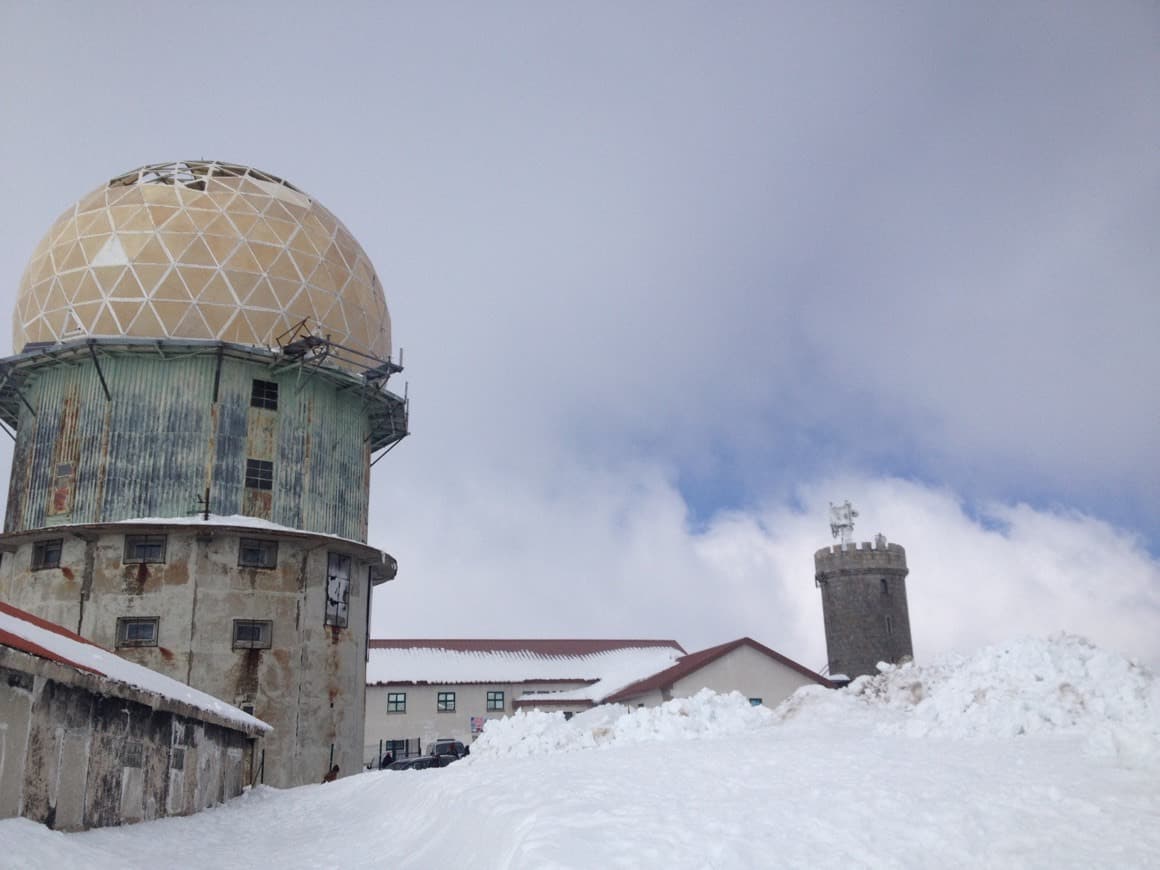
<box><xmin>814</xmin><ymin>535</ymin><xmax>913</xmax><ymax>680</ymax></box>
<box><xmin>0</xmin><ymin>161</ymin><xmax>408</xmax><ymax>787</ymax></box>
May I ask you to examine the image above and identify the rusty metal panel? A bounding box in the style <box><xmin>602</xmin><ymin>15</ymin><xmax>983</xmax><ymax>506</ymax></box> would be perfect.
<box><xmin>96</xmin><ymin>354</ymin><xmax>216</xmax><ymax>522</ymax></box>
<box><xmin>7</xmin><ymin>350</ymin><xmax>374</xmax><ymax>540</ymax></box>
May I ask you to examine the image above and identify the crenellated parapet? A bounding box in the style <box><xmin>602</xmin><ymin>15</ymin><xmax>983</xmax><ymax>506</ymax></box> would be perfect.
<box><xmin>814</xmin><ymin>541</ymin><xmax>908</xmax><ymax>584</ymax></box>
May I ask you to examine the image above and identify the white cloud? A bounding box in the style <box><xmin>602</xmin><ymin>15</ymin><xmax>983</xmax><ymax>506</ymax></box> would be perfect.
<box><xmin>371</xmin><ymin>460</ymin><xmax>1160</xmax><ymax>669</ymax></box>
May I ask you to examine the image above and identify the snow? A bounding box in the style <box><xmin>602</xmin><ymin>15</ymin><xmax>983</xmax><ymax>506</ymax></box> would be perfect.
<box><xmin>115</xmin><ymin>513</ymin><xmax>386</xmax><ymax>554</ymax></box>
<box><xmin>4</xmin><ymin>634</ymin><xmax>1159</xmax><ymax>868</ymax></box>
<box><xmin>0</xmin><ymin>608</ymin><xmax>269</xmax><ymax>734</ymax></box>
<box><xmin>367</xmin><ymin>645</ymin><xmax>683</xmax><ymax>702</ymax></box>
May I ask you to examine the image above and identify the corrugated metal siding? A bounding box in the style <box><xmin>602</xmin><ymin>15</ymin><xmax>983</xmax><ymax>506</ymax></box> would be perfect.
<box><xmin>7</xmin><ymin>353</ymin><xmax>372</xmax><ymax>541</ymax></box>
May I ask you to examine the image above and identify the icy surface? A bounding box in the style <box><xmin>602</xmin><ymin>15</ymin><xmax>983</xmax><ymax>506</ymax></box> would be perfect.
<box><xmin>4</xmin><ymin>634</ymin><xmax>1159</xmax><ymax>868</ymax></box>
<box><xmin>0</xmin><ymin>608</ymin><xmax>269</xmax><ymax>733</ymax></box>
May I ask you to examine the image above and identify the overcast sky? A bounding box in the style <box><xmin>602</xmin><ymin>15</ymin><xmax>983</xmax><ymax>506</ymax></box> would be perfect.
<box><xmin>0</xmin><ymin>3</ymin><xmax>1157</xmax><ymax>668</ymax></box>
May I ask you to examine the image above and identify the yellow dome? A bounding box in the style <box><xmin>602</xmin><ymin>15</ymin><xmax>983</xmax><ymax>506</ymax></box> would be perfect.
<box><xmin>14</xmin><ymin>161</ymin><xmax>391</xmax><ymax>362</ymax></box>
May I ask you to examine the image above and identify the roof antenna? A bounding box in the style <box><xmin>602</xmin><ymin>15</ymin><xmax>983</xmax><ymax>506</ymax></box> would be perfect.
<box><xmin>829</xmin><ymin>500</ymin><xmax>858</xmax><ymax>547</ymax></box>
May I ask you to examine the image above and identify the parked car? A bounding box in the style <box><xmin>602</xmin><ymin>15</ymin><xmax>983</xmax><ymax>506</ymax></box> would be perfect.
<box><xmin>387</xmin><ymin>755</ymin><xmax>454</xmax><ymax>771</ymax></box>
<box><xmin>428</xmin><ymin>739</ymin><xmax>467</xmax><ymax>761</ymax></box>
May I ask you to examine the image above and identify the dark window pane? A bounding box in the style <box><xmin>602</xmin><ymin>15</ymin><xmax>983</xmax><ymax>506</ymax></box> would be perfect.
<box><xmin>32</xmin><ymin>539</ymin><xmax>63</xmax><ymax>570</ymax></box>
<box><xmin>123</xmin><ymin>535</ymin><xmax>166</xmax><ymax>563</ymax></box>
<box><xmin>116</xmin><ymin>617</ymin><xmax>159</xmax><ymax>647</ymax></box>
<box><xmin>232</xmin><ymin>619</ymin><xmax>272</xmax><ymax>649</ymax></box>
<box><xmin>238</xmin><ymin>538</ymin><xmax>278</xmax><ymax>568</ymax></box>
<box><xmin>245</xmin><ymin>459</ymin><xmax>274</xmax><ymax>490</ymax></box>
<box><xmin>250</xmin><ymin>379</ymin><xmax>279</xmax><ymax>410</ymax></box>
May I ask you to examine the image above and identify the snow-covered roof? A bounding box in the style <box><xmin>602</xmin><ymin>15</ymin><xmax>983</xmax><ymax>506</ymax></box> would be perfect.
<box><xmin>116</xmin><ymin>514</ymin><xmax>388</xmax><ymax>557</ymax></box>
<box><xmin>0</xmin><ymin>601</ymin><xmax>270</xmax><ymax>734</ymax></box>
<box><xmin>367</xmin><ymin>639</ymin><xmax>686</xmax><ymax>703</ymax></box>
<box><xmin>602</xmin><ymin>637</ymin><xmax>833</xmax><ymax>703</ymax></box>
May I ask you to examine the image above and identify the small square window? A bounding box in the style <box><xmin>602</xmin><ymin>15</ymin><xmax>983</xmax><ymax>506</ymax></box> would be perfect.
<box><xmin>486</xmin><ymin>690</ymin><xmax>504</xmax><ymax>712</ymax></box>
<box><xmin>387</xmin><ymin>692</ymin><xmax>406</xmax><ymax>713</ymax></box>
<box><xmin>124</xmin><ymin>741</ymin><xmax>144</xmax><ymax>768</ymax></box>
<box><xmin>251</xmin><ymin>379</ymin><xmax>279</xmax><ymax>410</ymax></box>
<box><xmin>116</xmin><ymin>617</ymin><xmax>159</xmax><ymax>648</ymax></box>
<box><xmin>170</xmin><ymin>747</ymin><xmax>185</xmax><ymax>771</ymax></box>
<box><xmin>245</xmin><ymin>459</ymin><xmax>274</xmax><ymax>490</ymax></box>
<box><xmin>238</xmin><ymin>538</ymin><xmax>278</xmax><ymax>569</ymax></box>
<box><xmin>32</xmin><ymin>539</ymin><xmax>63</xmax><ymax>570</ymax></box>
<box><xmin>437</xmin><ymin>691</ymin><xmax>456</xmax><ymax>712</ymax></box>
<box><xmin>124</xmin><ymin>535</ymin><xmax>166</xmax><ymax>564</ymax></box>
<box><xmin>232</xmin><ymin>619</ymin><xmax>272</xmax><ymax>650</ymax></box>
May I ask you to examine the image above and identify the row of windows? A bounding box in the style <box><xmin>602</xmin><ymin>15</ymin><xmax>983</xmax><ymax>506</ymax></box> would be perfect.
<box><xmin>32</xmin><ymin>536</ymin><xmax>281</xmax><ymax>570</ymax></box>
<box><xmin>117</xmin><ymin>617</ymin><xmax>272</xmax><ymax>649</ymax></box>
<box><xmin>386</xmin><ymin>690</ymin><xmax>506</xmax><ymax>714</ymax></box>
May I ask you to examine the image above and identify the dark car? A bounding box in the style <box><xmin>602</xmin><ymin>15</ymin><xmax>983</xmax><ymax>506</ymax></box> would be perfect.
<box><xmin>428</xmin><ymin>739</ymin><xmax>467</xmax><ymax>761</ymax></box>
<box><xmin>387</xmin><ymin>755</ymin><xmax>454</xmax><ymax>771</ymax></box>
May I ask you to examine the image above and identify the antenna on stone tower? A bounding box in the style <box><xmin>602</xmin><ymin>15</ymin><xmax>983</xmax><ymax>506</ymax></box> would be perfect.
<box><xmin>829</xmin><ymin>500</ymin><xmax>858</xmax><ymax>546</ymax></box>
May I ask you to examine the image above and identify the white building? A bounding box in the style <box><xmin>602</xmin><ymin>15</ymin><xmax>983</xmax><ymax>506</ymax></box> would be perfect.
<box><xmin>364</xmin><ymin>637</ymin><xmax>831</xmax><ymax>764</ymax></box>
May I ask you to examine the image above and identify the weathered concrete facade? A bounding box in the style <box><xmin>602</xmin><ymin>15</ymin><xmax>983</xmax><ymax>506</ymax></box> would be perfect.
<box><xmin>0</xmin><ymin>520</ymin><xmax>394</xmax><ymax>788</ymax></box>
<box><xmin>814</xmin><ymin>541</ymin><xmax>913</xmax><ymax>679</ymax></box>
<box><xmin>0</xmin><ymin>644</ymin><xmax>262</xmax><ymax>830</ymax></box>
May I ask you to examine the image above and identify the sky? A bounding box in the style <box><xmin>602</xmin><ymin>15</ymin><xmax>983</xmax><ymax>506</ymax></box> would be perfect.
<box><xmin>5</xmin><ymin>636</ymin><xmax>1160</xmax><ymax>867</ymax></box>
<box><xmin>0</xmin><ymin>3</ymin><xmax>1157</xmax><ymax>669</ymax></box>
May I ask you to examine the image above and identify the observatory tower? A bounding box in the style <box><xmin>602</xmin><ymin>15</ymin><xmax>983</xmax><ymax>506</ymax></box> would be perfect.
<box><xmin>814</xmin><ymin>502</ymin><xmax>913</xmax><ymax>680</ymax></box>
<box><xmin>0</xmin><ymin>161</ymin><xmax>408</xmax><ymax>787</ymax></box>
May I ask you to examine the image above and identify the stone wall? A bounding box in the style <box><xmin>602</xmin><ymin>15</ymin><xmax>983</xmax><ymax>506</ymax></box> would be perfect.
<box><xmin>814</xmin><ymin>541</ymin><xmax>913</xmax><ymax>679</ymax></box>
<box><xmin>0</xmin><ymin>645</ymin><xmax>256</xmax><ymax>830</ymax></box>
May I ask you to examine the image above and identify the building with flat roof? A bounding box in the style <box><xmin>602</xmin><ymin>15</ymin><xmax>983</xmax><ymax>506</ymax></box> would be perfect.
<box><xmin>364</xmin><ymin>637</ymin><xmax>831</xmax><ymax>764</ymax></box>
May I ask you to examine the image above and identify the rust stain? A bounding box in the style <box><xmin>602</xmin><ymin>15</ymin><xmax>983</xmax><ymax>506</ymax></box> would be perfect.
<box><xmin>61</xmin><ymin>566</ymin><xmax>75</xmax><ymax>582</ymax></box>
<box><xmin>243</xmin><ymin>488</ymin><xmax>272</xmax><ymax>520</ymax></box>
<box><xmin>236</xmin><ymin>648</ymin><xmax>261</xmax><ymax>697</ymax></box>
<box><xmin>51</xmin><ymin>486</ymin><xmax>71</xmax><ymax>514</ymax></box>
<box><xmin>158</xmin><ymin>647</ymin><xmax>175</xmax><ymax>662</ymax></box>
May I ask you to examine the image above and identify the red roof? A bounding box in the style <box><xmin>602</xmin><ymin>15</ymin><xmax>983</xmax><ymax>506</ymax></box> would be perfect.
<box><xmin>603</xmin><ymin>637</ymin><xmax>834</xmax><ymax>703</ymax></box>
<box><xmin>369</xmin><ymin>639</ymin><xmax>687</xmax><ymax>656</ymax></box>
<box><xmin>0</xmin><ymin>601</ymin><xmax>105</xmax><ymax>676</ymax></box>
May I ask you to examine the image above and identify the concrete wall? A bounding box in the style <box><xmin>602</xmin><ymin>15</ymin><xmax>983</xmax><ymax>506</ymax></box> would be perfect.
<box><xmin>668</xmin><ymin>645</ymin><xmax>818</xmax><ymax>707</ymax></box>
<box><xmin>0</xmin><ymin>646</ymin><xmax>255</xmax><ymax>831</ymax></box>
<box><xmin>815</xmin><ymin>542</ymin><xmax>913</xmax><ymax>679</ymax></box>
<box><xmin>0</xmin><ymin>524</ymin><xmax>382</xmax><ymax>788</ymax></box>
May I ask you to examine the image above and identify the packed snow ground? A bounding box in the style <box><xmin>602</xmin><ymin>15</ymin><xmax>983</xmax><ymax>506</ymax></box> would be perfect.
<box><xmin>5</xmin><ymin>635</ymin><xmax>1159</xmax><ymax>869</ymax></box>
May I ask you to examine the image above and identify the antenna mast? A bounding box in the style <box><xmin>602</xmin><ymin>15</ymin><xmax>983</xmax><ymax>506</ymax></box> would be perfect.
<box><xmin>829</xmin><ymin>500</ymin><xmax>858</xmax><ymax>546</ymax></box>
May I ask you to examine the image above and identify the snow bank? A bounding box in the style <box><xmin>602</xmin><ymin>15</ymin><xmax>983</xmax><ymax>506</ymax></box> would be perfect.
<box><xmin>472</xmin><ymin>635</ymin><xmax>1160</xmax><ymax>770</ymax></box>
<box><xmin>778</xmin><ymin>633</ymin><xmax>1160</xmax><ymax>765</ymax></box>
<box><xmin>470</xmin><ymin>689</ymin><xmax>774</xmax><ymax>759</ymax></box>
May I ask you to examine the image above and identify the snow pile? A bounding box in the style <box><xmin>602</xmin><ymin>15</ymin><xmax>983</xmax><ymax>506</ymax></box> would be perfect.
<box><xmin>780</xmin><ymin>633</ymin><xmax>1160</xmax><ymax>764</ymax></box>
<box><xmin>471</xmin><ymin>689</ymin><xmax>774</xmax><ymax>759</ymax></box>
